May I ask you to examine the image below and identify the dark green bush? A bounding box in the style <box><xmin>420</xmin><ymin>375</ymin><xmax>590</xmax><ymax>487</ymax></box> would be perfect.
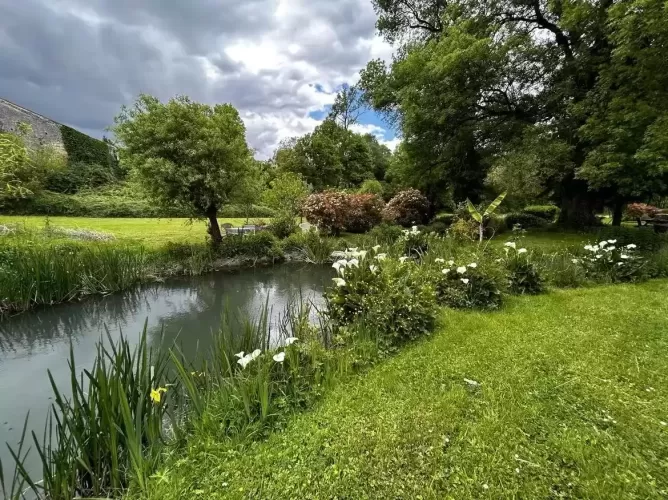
<box><xmin>431</xmin><ymin>260</ymin><xmax>506</xmax><ymax>310</ymax></box>
<box><xmin>502</xmin><ymin>246</ymin><xmax>545</xmax><ymax>295</ymax></box>
<box><xmin>593</xmin><ymin>226</ymin><xmax>668</xmax><ymax>252</ymax></box>
<box><xmin>522</xmin><ymin>205</ymin><xmax>560</xmax><ymax>221</ymax></box>
<box><xmin>505</xmin><ymin>212</ymin><xmax>549</xmax><ymax>229</ymax></box>
<box><xmin>46</xmin><ymin>162</ymin><xmax>117</xmax><ymax>193</ymax></box>
<box><xmin>368</xmin><ymin>222</ymin><xmax>404</xmax><ymax>245</ymax></box>
<box><xmin>424</xmin><ymin>221</ymin><xmax>449</xmax><ymax>235</ymax></box>
<box><xmin>485</xmin><ymin>214</ymin><xmax>508</xmax><ymax>236</ymax></box>
<box><xmin>217</xmin><ymin>233</ymin><xmax>282</xmax><ymax>260</ymax></box>
<box><xmin>270</xmin><ymin>216</ymin><xmax>298</xmax><ymax>239</ymax></box>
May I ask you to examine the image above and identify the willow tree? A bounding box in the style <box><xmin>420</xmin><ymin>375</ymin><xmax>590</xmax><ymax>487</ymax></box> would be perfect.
<box><xmin>113</xmin><ymin>95</ymin><xmax>253</xmax><ymax>243</ymax></box>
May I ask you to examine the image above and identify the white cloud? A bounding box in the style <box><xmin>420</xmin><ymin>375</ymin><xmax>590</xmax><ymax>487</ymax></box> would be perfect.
<box><xmin>0</xmin><ymin>0</ymin><xmax>395</xmax><ymax>159</ymax></box>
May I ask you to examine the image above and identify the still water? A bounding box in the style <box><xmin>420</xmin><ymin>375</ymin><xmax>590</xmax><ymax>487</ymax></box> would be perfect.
<box><xmin>0</xmin><ymin>263</ymin><xmax>332</xmax><ymax>481</ymax></box>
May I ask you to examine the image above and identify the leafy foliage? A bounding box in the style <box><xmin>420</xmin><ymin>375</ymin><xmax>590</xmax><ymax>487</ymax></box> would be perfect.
<box><xmin>431</xmin><ymin>258</ymin><xmax>505</xmax><ymax>310</ymax></box>
<box><xmin>112</xmin><ymin>95</ymin><xmax>253</xmax><ymax>243</ymax></box>
<box><xmin>381</xmin><ymin>188</ymin><xmax>429</xmax><ymax>227</ymax></box>
<box><xmin>502</xmin><ymin>243</ymin><xmax>545</xmax><ymax>295</ymax></box>
<box><xmin>345</xmin><ymin>193</ymin><xmax>384</xmax><ymax>233</ymax></box>
<box><xmin>522</xmin><ymin>205</ymin><xmax>561</xmax><ymax>221</ymax></box>
<box><xmin>302</xmin><ymin>191</ymin><xmax>349</xmax><ymax>235</ymax></box>
<box><xmin>262</xmin><ymin>172</ymin><xmax>309</xmax><ymax>219</ymax></box>
<box><xmin>60</xmin><ymin>125</ymin><xmax>117</xmax><ymax>169</ymax></box>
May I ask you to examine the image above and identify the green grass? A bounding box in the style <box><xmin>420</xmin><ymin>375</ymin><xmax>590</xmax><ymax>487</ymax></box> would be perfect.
<box><xmin>143</xmin><ymin>281</ymin><xmax>668</xmax><ymax>499</ymax></box>
<box><xmin>0</xmin><ymin>216</ymin><xmax>250</xmax><ymax>247</ymax></box>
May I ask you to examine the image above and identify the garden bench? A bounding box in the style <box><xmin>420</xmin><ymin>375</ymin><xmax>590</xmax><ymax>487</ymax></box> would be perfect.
<box><xmin>646</xmin><ymin>212</ymin><xmax>668</xmax><ymax>233</ymax></box>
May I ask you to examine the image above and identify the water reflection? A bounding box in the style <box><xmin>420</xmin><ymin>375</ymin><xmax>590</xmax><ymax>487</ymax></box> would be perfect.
<box><xmin>0</xmin><ymin>263</ymin><xmax>331</xmax><ymax>480</ymax></box>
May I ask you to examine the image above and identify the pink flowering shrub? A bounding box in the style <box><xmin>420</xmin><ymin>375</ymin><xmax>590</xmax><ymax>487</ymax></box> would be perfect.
<box><xmin>303</xmin><ymin>191</ymin><xmax>349</xmax><ymax>235</ymax></box>
<box><xmin>382</xmin><ymin>189</ymin><xmax>429</xmax><ymax>227</ymax></box>
<box><xmin>345</xmin><ymin>193</ymin><xmax>384</xmax><ymax>233</ymax></box>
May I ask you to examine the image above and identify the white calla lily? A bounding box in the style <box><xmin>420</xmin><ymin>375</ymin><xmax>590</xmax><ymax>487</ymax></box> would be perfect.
<box><xmin>461</xmin><ymin>278</ymin><xmax>470</xmax><ymax>285</ymax></box>
<box><xmin>399</xmin><ymin>256</ymin><xmax>409</xmax><ymax>263</ymax></box>
<box><xmin>468</xmin><ymin>262</ymin><xmax>477</xmax><ymax>268</ymax></box>
<box><xmin>332</xmin><ymin>277</ymin><xmax>346</xmax><ymax>287</ymax></box>
<box><xmin>273</xmin><ymin>352</ymin><xmax>285</xmax><ymax>363</ymax></box>
<box><xmin>504</xmin><ymin>242</ymin><xmax>516</xmax><ymax>249</ymax></box>
<box><xmin>372</xmin><ymin>245</ymin><xmax>381</xmax><ymax>252</ymax></box>
<box><xmin>518</xmin><ymin>248</ymin><xmax>527</xmax><ymax>254</ymax></box>
<box><xmin>456</xmin><ymin>266</ymin><xmax>467</xmax><ymax>274</ymax></box>
<box><xmin>435</xmin><ymin>258</ymin><xmax>445</xmax><ymax>263</ymax></box>
<box><xmin>285</xmin><ymin>337</ymin><xmax>298</xmax><ymax>346</ymax></box>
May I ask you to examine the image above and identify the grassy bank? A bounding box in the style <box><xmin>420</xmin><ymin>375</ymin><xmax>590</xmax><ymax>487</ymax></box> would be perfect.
<box><xmin>143</xmin><ymin>280</ymin><xmax>668</xmax><ymax>499</ymax></box>
<box><xmin>0</xmin><ymin>216</ymin><xmax>249</xmax><ymax>247</ymax></box>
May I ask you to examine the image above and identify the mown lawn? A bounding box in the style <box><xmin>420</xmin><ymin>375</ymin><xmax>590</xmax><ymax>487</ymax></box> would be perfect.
<box><xmin>0</xmin><ymin>216</ymin><xmax>249</xmax><ymax>246</ymax></box>
<box><xmin>144</xmin><ymin>281</ymin><xmax>668</xmax><ymax>499</ymax></box>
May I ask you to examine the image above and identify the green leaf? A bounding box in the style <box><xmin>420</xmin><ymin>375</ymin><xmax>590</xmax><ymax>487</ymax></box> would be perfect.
<box><xmin>483</xmin><ymin>192</ymin><xmax>507</xmax><ymax>217</ymax></box>
<box><xmin>466</xmin><ymin>199</ymin><xmax>483</xmax><ymax>223</ymax></box>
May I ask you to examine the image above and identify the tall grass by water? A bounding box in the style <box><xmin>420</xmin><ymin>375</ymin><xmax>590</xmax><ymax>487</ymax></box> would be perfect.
<box><xmin>0</xmin><ymin>236</ymin><xmax>150</xmax><ymax>315</ymax></box>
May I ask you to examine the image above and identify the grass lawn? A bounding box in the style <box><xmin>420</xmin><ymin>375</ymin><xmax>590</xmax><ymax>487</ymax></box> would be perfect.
<box><xmin>145</xmin><ymin>280</ymin><xmax>668</xmax><ymax>499</ymax></box>
<box><xmin>0</xmin><ymin>216</ymin><xmax>249</xmax><ymax>247</ymax></box>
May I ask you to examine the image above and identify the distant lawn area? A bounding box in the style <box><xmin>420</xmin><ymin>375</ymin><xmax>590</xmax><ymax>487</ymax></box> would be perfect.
<box><xmin>144</xmin><ymin>280</ymin><xmax>668</xmax><ymax>499</ymax></box>
<box><xmin>0</xmin><ymin>216</ymin><xmax>249</xmax><ymax>247</ymax></box>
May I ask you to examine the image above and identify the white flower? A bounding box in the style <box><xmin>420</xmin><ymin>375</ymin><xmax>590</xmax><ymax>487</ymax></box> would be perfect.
<box><xmin>626</xmin><ymin>244</ymin><xmax>637</xmax><ymax>249</ymax></box>
<box><xmin>332</xmin><ymin>261</ymin><xmax>344</xmax><ymax>272</ymax></box>
<box><xmin>411</xmin><ymin>225</ymin><xmax>419</xmax><ymax>233</ymax></box>
<box><xmin>584</xmin><ymin>245</ymin><xmax>594</xmax><ymax>251</ymax></box>
<box><xmin>504</xmin><ymin>242</ymin><xmax>516</xmax><ymax>249</ymax></box>
<box><xmin>596</xmin><ymin>255</ymin><xmax>602</xmax><ymax>259</ymax></box>
<box><xmin>571</xmin><ymin>258</ymin><xmax>579</xmax><ymax>264</ymax></box>
<box><xmin>435</xmin><ymin>258</ymin><xmax>445</xmax><ymax>263</ymax></box>
<box><xmin>331</xmin><ymin>250</ymin><xmax>346</xmax><ymax>258</ymax></box>
<box><xmin>456</xmin><ymin>266</ymin><xmax>467</xmax><ymax>274</ymax></box>
<box><xmin>448</xmin><ymin>260</ymin><xmax>455</xmax><ymax>266</ymax></box>
<box><xmin>250</xmin><ymin>349</ymin><xmax>261</xmax><ymax>360</ymax></box>
<box><xmin>234</xmin><ymin>351</ymin><xmax>245</xmax><ymax>359</ymax></box>
<box><xmin>273</xmin><ymin>352</ymin><xmax>285</xmax><ymax>363</ymax></box>
<box><xmin>369</xmin><ymin>265</ymin><xmax>378</xmax><ymax>273</ymax></box>
<box><xmin>620</xmin><ymin>254</ymin><xmax>630</xmax><ymax>259</ymax></box>
<box><xmin>399</xmin><ymin>256</ymin><xmax>409</xmax><ymax>263</ymax></box>
<box><xmin>442</xmin><ymin>268</ymin><xmax>450</xmax><ymax>275</ymax></box>
<box><xmin>372</xmin><ymin>245</ymin><xmax>381</xmax><ymax>253</ymax></box>
<box><xmin>348</xmin><ymin>258</ymin><xmax>360</xmax><ymax>268</ymax></box>
<box><xmin>617</xmin><ymin>262</ymin><xmax>624</xmax><ymax>266</ymax></box>
<box><xmin>461</xmin><ymin>278</ymin><xmax>470</xmax><ymax>285</ymax></box>
<box><xmin>375</xmin><ymin>253</ymin><xmax>387</xmax><ymax>261</ymax></box>
<box><xmin>518</xmin><ymin>248</ymin><xmax>527</xmax><ymax>254</ymax></box>
<box><xmin>608</xmin><ymin>239</ymin><xmax>617</xmax><ymax>244</ymax></box>
<box><xmin>237</xmin><ymin>356</ymin><xmax>253</xmax><ymax>369</ymax></box>
<box><xmin>592</xmin><ymin>245</ymin><xmax>600</xmax><ymax>252</ymax></box>
<box><xmin>599</xmin><ymin>241</ymin><xmax>608</xmax><ymax>247</ymax></box>
<box><xmin>358</xmin><ymin>250</ymin><xmax>368</xmax><ymax>259</ymax></box>
<box><xmin>468</xmin><ymin>262</ymin><xmax>477</xmax><ymax>268</ymax></box>
<box><xmin>332</xmin><ymin>277</ymin><xmax>346</xmax><ymax>287</ymax></box>
<box><xmin>285</xmin><ymin>337</ymin><xmax>298</xmax><ymax>346</ymax></box>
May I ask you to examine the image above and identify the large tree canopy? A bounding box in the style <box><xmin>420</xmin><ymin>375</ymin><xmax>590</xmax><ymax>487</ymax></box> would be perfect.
<box><xmin>361</xmin><ymin>0</ymin><xmax>668</xmax><ymax>225</ymax></box>
<box><xmin>273</xmin><ymin>120</ymin><xmax>382</xmax><ymax>190</ymax></box>
<box><xmin>113</xmin><ymin>95</ymin><xmax>253</xmax><ymax>243</ymax></box>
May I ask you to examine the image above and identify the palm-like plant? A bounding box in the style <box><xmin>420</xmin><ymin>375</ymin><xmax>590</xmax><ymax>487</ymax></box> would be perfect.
<box><xmin>466</xmin><ymin>192</ymin><xmax>507</xmax><ymax>242</ymax></box>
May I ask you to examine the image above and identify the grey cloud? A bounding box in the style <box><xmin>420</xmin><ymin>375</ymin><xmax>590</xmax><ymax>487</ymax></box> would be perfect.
<box><xmin>0</xmin><ymin>0</ymin><xmax>389</xmax><ymax>157</ymax></box>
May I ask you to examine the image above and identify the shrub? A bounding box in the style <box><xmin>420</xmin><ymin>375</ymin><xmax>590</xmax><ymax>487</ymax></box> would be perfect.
<box><xmin>345</xmin><ymin>193</ymin><xmax>384</xmax><ymax>233</ymax></box>
<box><xmin>424</xmin><ymin>221</ymin><xmax>449</xmax><ymax>235</ymax></box>
<box><xmin>303</xmin><ymin>191</ymin><xmax>349</xmax><ymax>235</ymax></box>
<box><xmin>280</xmin><ymin>231</ymin><xmax>336</xmax><ymax>264</ymax></box>
<box><xmin>593</xmin><ymin>226</ymin><xmax>667</xmax><ymax>252</ymax></box>
<box><xmin>505</xmin><ymin>212</ymin><xmax>549</xmax><ymax>229</ymax></box>
<box><xmin>625</xmin><ymin>203</ymin><xmax>660</xmax><ymax>226</ymax></box>
<box><xmin>485</xmin><ymin>214</ymin><xmax>508</xmax><ymax>236</ymax></box>
<box><xmin>382</xmin><ymin>189</ymin><xmax>429</xmax><ymax>227</ymax></box>
<box><xmin>576</xmin><ymin>239</ymin><xmax>644</xmax><ymax>282</ymax></box>
<box><xmin>448</xmin><ymin>218</ymin><xmax>479</xmax><ymax>241</ymax></box>
<box><xmin>431</xmin><ymin>258</ymin><xmax>505</xmax><ymax>309</ymax></box>
<box><xmin>368</xmin><ymin>223</ymin><xmax>404</xmax><ymax>245</ymax></box>
<box><xmin>522</xmin><ymin>205</ymin><xmax>560</xmax><ymax>221</ymax></box>
<box><xmin>326</xmin><ymin>249</ymin><xmax>437</xmax><ymax>351</ymax></box>
<box><xmin>218</xmin><ymin>233</ymin><xmax>282</xmax><ymax>260</ymax></box>
<box><xmin>46</xmin><ymin>161</ymin><xmax>117</xmax><ymax>193</ymax></box>
<box><xmin>401</xmin><ymin>226</ymin><xmax>430</xmax><ymax>257</ymax></box>
<box><xmin>358</xmin><ymin>179</ymin><xmax>384</xmax><ymax>197</ymax></box>
<box><xmin>270</xmin><ymin>216</ymin><xmax>298</xmax><ymax>239</ymax></box>
<box><xmin>501</xmin><ymin>242</ymin><xmax>545</xmax><ymax>295</ymax></box>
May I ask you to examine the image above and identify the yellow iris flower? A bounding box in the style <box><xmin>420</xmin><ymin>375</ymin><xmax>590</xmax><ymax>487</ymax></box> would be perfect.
<box><xmin>150</xmin><ymin>387</ymin><xmax>167</xmax><ymax>404</ymax></box>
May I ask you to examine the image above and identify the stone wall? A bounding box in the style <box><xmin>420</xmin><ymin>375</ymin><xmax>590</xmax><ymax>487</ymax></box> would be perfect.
<box><xmin>0</xmin><ymin>98</ymin><xmax>65</xmax><ymax>151</ymax></box>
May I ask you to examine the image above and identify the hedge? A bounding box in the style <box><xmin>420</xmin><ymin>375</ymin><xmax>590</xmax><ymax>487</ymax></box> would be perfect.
<box><xmin>60</xmin><ymin>125</ymin><xmax>117</xmax><ymax>169</ymax></box>
<box><xmin>522</xmin><ymin>205</ymin><xmax>560</xmax><ymax>221</ymax></box>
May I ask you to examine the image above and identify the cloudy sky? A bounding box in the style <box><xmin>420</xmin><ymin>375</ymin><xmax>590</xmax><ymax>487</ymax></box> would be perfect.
<box><xmin>0</xmin><ymin>0</ymin><xmax>399</xmax><ymax>158</ymax></box>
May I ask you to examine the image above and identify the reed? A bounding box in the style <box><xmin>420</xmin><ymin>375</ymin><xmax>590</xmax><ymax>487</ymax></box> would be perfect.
<box><xmin>0</xmin><ymin>323</ymin><xmax>173</xmax><ymax>499</ymax></box>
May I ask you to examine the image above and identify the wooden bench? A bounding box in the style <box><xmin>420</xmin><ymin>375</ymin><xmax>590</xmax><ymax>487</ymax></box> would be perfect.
<box><xmin>646</xmin><ymin>213</ymin><xmax>668</xmax><ymax>233</ymax></box>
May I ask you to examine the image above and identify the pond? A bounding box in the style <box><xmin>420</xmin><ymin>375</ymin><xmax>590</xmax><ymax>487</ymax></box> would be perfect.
<box><xmin>0</xmin><ymin>263</ymin><xmax>332</xmax><ymax>482</ymax></box>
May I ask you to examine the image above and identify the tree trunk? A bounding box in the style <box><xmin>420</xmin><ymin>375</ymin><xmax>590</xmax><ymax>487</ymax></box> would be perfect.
<box><xmin>558</xmin><ymin>193</ymin><xmax>599</xmax><ymax>228</ymax></box>
<box><xmin>611</xmin><ymin>200</ymin><xmax>624</xmax><ymax>227</ymax></box>
<box><xmin>206</xmin><ymin>204</ymin><xmax>223</xmax><ymax>245</ymax></box>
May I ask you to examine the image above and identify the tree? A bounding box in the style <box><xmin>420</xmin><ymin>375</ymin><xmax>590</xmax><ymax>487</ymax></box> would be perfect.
<box><xmin>263</xmin><ymin>171</ymin><xmax>310</xmax><ymax>223</ymax></box>
<box><xmin>113</xmin><ymin>95</ymin><xmax>253</xmax><ymax>244</ymax></box>
<box><xmin>236</xmin><ymin>159</ymin><xmax>266</xmax><ymax>223</ymax></box>
<box><xmin>274</xmin><ymin>120</ymin><xmax>375</xmax><ymax>190</ymax></box>
<box><xmin>361</xmin><ymin>0</ymin><xmax>668</xmax><ymax>226</ymax></box>
<box><xmin>328</xmin><ymin>84</ymin><xmax>365</xmax><ymax>130</ymax></box>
